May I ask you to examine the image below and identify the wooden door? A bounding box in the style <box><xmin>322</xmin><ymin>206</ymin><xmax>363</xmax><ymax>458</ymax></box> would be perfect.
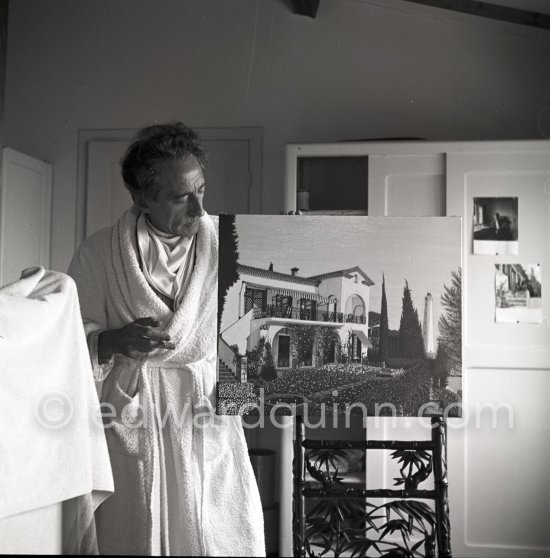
<box><xmin>0</xmin><ymin>148</ymin><xmax>52</xmax><ymax>285</ymax></box>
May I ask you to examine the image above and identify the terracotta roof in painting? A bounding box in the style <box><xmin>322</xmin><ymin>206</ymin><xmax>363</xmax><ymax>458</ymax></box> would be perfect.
<box><xmin>237</xmin><ymin>264</ymin><xmax>320</xmax><ymax>286</ymax></box>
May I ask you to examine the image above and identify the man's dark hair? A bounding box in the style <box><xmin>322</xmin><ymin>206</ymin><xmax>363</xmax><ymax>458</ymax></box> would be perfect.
<box><xmin>121</xmin><ymin>122</ymin><xmax>208</xmax><ymax>206</ymax></box>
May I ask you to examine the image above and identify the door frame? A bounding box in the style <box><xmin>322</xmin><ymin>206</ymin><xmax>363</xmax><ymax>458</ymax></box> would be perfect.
<box><xmin>76</xmin><ymin>126</ymin><xmax>262</xmax><ymax>246</ymax></box>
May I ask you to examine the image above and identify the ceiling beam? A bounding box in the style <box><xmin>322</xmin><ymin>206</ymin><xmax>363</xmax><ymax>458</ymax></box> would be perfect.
<box><xmin>399</xmin><ymin>0</ymin><xmax>550</xmax><ymax>30</ymax></box>
<box><xmin>291</xmin><ymin>0</ymin><xmax>321</xmax><ymax>19</ymax></box>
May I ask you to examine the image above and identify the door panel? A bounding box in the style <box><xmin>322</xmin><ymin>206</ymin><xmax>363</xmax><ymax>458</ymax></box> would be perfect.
<box><xmin>0</xmin><ymin>148</ymin><xmax>52</xmax><ymax>285</ymax></box>
<box><xmin>202</xmin><ymin>139</ymin><xmax>250</xmax><ymax>215</ymax></box>
<box><xmin>369</xmin><ymin>153</ymin><xmax>446</xmax><ymax>216</ymax></box>
<box><xmin>446</xmin><ymin>147</ymin><xmax>550</xmax><ymax>558</ymax></box>
<box><xmin>86</xmin><ymin>140</ymin><xmax>131</xmax><ymax>237</ymax></box>
<box><xmin>84</xmin><ymin>129</ymin><xmax>259</xmax><ymax>238</ymax></box>
<box><xmin>447</xmin><ymin>150</ymin><xmax>550</xmax><ymax>369</ymax></box>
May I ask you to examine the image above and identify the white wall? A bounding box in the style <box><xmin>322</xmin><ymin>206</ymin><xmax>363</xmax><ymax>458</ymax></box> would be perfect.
<box><xmin>4</xmin><ymin>0</ymin><xmax>550</xmax><ymax>272</ymax></box>
<box><xmin>220</xmin><ymin>280</ymin><xmax>244</xmax><ymax>334</ymax></box>
<box><xmin>316</xmin><ymin>275</ymin><xmax>343</xmax><ymax>306</ymax></box>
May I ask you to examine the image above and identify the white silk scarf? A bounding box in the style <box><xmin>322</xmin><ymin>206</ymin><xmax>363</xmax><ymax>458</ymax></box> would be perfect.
<box><xmin>136</xmin><ymin>212</ymin><xmax>196</xmax><ymax>310</ymax></box>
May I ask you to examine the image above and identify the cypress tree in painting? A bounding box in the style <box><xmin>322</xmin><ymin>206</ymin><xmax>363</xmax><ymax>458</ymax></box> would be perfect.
<box><xmin>379</xmin><ymin>273</ymin><xmax>390</xmax><ymax>364</ymax></box>
<box><xmin>218</xmin><ymin>215</ymin><xmax>240</xmax><ymax>332</ymax></box>
<box><xmin>398</xmin><ymin>281</ymin><xmax>425</xmax><ymax>359</ymax></box>
<box><xmin>432</xmin><ymin>342</ymin><xmax>450</xmax><ymax>388</ymax></box>
<box><xmin>260</xmin><ymin>341</ymin><xmax>277</xmax><ymax>381</ymax></box>
<box><xmin>437</xmin><ymin>268</ymin><xmax>462</xmax><ymax>373</ymax></box>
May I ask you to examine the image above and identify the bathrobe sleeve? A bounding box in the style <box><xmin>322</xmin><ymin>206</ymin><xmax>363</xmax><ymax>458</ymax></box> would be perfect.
<box><xmin>67</xmin><ymin>228</ymin><xmax>115</xmax><ymax>383</ymax></box>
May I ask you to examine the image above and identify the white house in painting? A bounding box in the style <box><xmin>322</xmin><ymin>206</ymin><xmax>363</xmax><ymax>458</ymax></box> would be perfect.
<box><xmin>219</xmin><ymin>263</ymin><xmax>374</xmax><ymax>380</ymax></box>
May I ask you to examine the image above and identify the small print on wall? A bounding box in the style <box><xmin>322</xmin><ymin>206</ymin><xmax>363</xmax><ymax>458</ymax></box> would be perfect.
<box><xmin>473</xmin><ymin>197</ymin><xmax>518</xmax><ymax>255</ymax></box>
<box><xmin>495</xmin><ymin>264</ymin><xmax>542</xmax><ymax>324</ymax></box>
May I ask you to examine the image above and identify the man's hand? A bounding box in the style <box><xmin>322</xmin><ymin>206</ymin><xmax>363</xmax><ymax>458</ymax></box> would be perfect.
<box><xmin>98</xmin><ymin>317</ymin><xmax>176</xmax><ymax>363</ymax></box>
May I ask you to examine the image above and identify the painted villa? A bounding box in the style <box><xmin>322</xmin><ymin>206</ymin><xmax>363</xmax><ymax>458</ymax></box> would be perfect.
<box><xmin>219</xmin><ymin>263</ymin><xmax>374</xmax><ymax>381</ymax></box>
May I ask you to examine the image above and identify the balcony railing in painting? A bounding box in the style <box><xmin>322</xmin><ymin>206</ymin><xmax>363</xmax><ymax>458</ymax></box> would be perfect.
<box><xmin>253</xmin><ymin>305</ymin><xmax>366</xmax><ymax>324</ymax></box>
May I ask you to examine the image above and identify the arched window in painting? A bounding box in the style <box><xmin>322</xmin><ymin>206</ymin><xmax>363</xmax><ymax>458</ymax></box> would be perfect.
<box><xmin>345</xmin><ymin>294</ymin><xmax>365</xmax><ymax>323</ymax></box>
<box><xmin>277</xmin><ymin>334</ymin><xmax>290</xmax><ymax>367</ymax></box>
<box><xmin>319</xmin><ymin>295</ymin><xmax>337</xmax><ymax>322</ymax></box>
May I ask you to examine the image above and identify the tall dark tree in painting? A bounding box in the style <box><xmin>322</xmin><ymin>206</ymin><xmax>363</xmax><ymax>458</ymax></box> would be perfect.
<box><xmin>379</xmin><ymin>273</ymin><xmax>390</xmax><ymax>364</ymax></box>
<box><xmin>398</xmin><ymin>281</ymin><xmax>425</xmax><ymax>359</ymax></box>
<box><xmin>438</xmin><ymin>268</ymin><xmax>462</xmax><ymax>373</ymax></box>
<box><xmin>432</xmin><ymin>342</ymin><xmax>449</xmax><ymax>388</ymax></box>
<box><xmin>260</xmin><ymin>341</ymin><xmax>277</xmax><ymax>381</ymax></box>
<box><xmin>218</xmin><ymin>215</ymin><xmax>239</xmax><ymax>332</ymax></box>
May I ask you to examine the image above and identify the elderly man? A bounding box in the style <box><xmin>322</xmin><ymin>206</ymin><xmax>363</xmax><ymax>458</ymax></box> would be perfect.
<box><xmin>68</xmin><ymin>123</ymin><xmax>265</xmax><ymax>556</ymax></box>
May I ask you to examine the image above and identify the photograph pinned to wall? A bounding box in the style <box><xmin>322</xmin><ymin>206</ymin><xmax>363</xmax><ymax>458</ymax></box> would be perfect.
<box><xmin>495</xmin><ymin>263</ymin><xmax>542</xmax><ymax>324</ymax></box>
<box><xmin>473</xmin><ymin>197</ymin><xmax>518</xmax><ymax>255</ymax></box>
<box><xmin>217</xmin><ymin>215</ymin><xmax>462</xmax><ymax>417</ymax></box>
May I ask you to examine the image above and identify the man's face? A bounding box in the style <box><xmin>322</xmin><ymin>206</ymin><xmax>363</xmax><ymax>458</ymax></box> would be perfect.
<box><xmin>142</xmin><ymin>155</ymin><xmax>205</xmax><ymax>237</ymax></box>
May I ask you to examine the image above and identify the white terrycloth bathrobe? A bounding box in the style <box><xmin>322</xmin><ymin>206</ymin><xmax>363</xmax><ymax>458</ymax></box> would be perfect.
<box><xmin>0</xmin><ymin>267</ymin><xmax>114</xmax><ymax>554</ymax></box>
<box><xmin>68</xmin><ymin>207</ymin><xmax>265</xmax><ymax>556</ymax></box>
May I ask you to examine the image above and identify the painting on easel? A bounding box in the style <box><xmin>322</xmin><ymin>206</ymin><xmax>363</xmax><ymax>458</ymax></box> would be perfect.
<box><xmin>217</xmin><ymin>215</ymin><xmax>462</xmax><ymax>418</ymax></box>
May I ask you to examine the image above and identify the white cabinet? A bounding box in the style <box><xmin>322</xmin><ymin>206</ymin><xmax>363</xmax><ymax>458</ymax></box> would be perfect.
<box><xmin>285</xmin><ymin>141</ymin><xmax>448</xmax><ymax>216</ymax></box>
<box><xmin>281</xmin><ymin>139</ymin><xmax>550</xmax><ymax>558</ymax></box>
